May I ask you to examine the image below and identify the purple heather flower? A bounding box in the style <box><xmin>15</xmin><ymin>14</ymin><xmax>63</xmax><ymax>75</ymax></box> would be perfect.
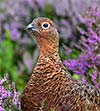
<box><xmin>64</xmin><ymin>54</ymin><xmax>89</xmax><ymax>76</ymax></box>
<box><xmin>12</xmin><ymin>83</ymin><xmax>19</xmax><ymax>106</ymax></box>
<box><xmin>0</xmin><ymin>74</ymin><xmax>8</xmax><ymax>85</ymax></box>
<box><xmin>0</xmin><ymin>80</ymin><xmax>5</xmax><ymax>85</ymax></box>
<box><xmin>4</xmin><ymin>24</ymin><xmax>17</xmax><ymax>41</ymax></box>
<box><xmin>0</xmin><ymin>106</ymin><xmax>4</xmax><ymax>111</ymax></box>
<box><xmin>12</xmin><ymin>90</ymin><xmax>18</xmax><ymax>106</ymax></box>
<box><xmin>59</xmin><ymin>19</ymin><xmax>72</xmax><ymax>39</ymax></box>
<box><xmin>53</xmin><ymin>0</ymin><xmax>68</xmax><ymax>16</ymax></box>
<box><xmin>82</xmin><ymin>76</ymin><xmax>87</xmax><ymax>84</ymax></box>
<box><xmin>10</xmin><ymin>28</ymin><xmax>21</xmax><ymax>41</ymax></box>
<box><xmin>2</xmin><ymin>90</ymin><xmax>11</xmax><ymax>99</ymax></box>
<box><xmin>6</xmin><ymin>21</ymin><xmax>21</xmax><ymax>41</ymax></box>
<box><xmin>0</xmin><ymin>75</ymin><xmax>21</xmax><ymax>110</ymax></box>
<box><xmin>64</xmin><ymin>7</ymin><xmax>100</xmax><ymax>88</ymax></box>
<box><xmin>36</xmin><ymin>0</ymin><xmax>46</xmax><ymax>9</ymax></box>
<box><xmin>90</xmin><ymin>68</ymin><xmax>99</xmax><ymax>89</ymax></box>
<box><xmin>24</xmin><ymin>0</ymin><xmax>33</xmax><ymax>4</ymax></box>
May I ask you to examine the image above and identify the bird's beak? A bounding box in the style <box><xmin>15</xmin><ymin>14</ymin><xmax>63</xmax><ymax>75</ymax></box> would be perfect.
<box><xmin>26</xmin><ymin>23</ymin><xmax>38</xmax><ymax>32</ymax></box>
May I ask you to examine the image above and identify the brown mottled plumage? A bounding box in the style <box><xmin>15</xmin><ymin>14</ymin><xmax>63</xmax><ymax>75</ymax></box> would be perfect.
<box><xmin>21</xmin><ymin>17</ymin><xmax>100</xmax><ymax>111</ymax></box>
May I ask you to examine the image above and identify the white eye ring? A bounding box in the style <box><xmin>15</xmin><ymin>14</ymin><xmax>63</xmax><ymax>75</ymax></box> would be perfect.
<box><xmin>41</xmin><ymin>22</ymin><xmax>50</xmax><ymax>29</ymax></box>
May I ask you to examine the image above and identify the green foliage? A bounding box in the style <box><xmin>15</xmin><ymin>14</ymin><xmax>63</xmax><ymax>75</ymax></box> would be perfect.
<box><xmin>44</xmin><ymin>4</ymin><xmax>55</xmax><ymax>19</ymax></box>
<box><xmin>40</xmin><ymin>100</ymin><xmax>45</xmax><ymax>110</ymax></box>
<box><xmin>60</xmin><ymin>47</ymin><xmax>81</xmax><ymax>61</ymax></box>
<box><xmin>0</xmin><ymin>31</ymin><xmax>15</xmax><ymax>75</ymax></box>
<box><xmin>73</xmin><ymin>74</ymin><xmax>80</xmax><ymax>80</ymax></box>
<box><xmin>50</xmin><ymin>108</ymin><xmax>56</xmax><ymax>111</ymax></box>
<box><xmin>40</xmin><ymin>100</ymin><xmax>56</xmax><ymax>111</ymax></box>
<box><xmin>0</xmin><ymin>30</ymin><xmax>26</xmax><ymax>90</ymax></box>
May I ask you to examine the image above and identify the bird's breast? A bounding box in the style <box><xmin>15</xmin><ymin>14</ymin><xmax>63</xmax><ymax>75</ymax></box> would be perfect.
<box><xmin>21</xmin><ymin>72</ymin><xmax>66</xmax><ymax>111</ymax></box>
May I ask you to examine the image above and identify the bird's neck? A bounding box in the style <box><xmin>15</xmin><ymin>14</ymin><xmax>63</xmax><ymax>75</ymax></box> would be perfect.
<box><xmin>33</xmin><ymin>50</ymin><xmax>72</xmax><ymax>80</ymax></box>
<box><xmin>33</xmin><ymin>51</ymin><xmax>62</xmax><ymax>74</ymax></box>
<box><xmin>36</xmin><ymin>36</ymin><xmax>59</xmax><ymax>56</ymax></box>
<box><xmin>33</xmin><ymin>35</ymin><xmax>71</xmax><ymax>78</ymax></box>
<box><xmin>38</xmin><ymin>51</ymin><xmax>61</xmax><ymax>67</ymax></box>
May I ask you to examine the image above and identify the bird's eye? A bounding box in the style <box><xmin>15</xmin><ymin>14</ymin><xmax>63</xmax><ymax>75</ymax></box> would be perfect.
<box><xmin>41</xmin><ymin>22</ymin><xmax>50</xmax><ymax>29</ymax></box>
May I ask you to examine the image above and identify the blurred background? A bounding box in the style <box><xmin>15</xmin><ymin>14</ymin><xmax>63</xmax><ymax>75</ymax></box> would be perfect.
<box><xmin>0</xmin><ymin>0</ymin><xmax>100</xmax><ymax>91</ymax></box>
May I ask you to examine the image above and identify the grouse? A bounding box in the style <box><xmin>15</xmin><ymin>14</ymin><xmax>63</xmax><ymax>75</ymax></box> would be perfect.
<box><xmin>21</xmin><ymin>17</ymin><xmax>100</xmax><ymax>111</ymax></box>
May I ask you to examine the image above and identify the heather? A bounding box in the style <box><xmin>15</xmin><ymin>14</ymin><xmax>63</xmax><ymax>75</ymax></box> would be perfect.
<box><xmin>0</xmin><ymin>74</ymin><xmax>20</xmax><ymax>111</ymax></box>
<box><xmin>64</xmin><ymin>7</ymin><xmax>100</xmax><ymax>88</ymax></box>
<box><xmin>0</xmin><ymin>0</ymin><xmax>100</xmax><ymax>110</ymax></box>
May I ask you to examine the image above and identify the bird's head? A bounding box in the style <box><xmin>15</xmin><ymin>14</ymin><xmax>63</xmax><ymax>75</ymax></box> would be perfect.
<box><xmin>26</xmin><ymin>17</ymin><xmax>59</xmax><ymax>54</ymax></box>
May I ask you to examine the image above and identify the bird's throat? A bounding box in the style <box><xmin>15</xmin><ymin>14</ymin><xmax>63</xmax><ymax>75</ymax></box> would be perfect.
<box><xmin>36</xmin><ymin>35</ymin><xmax>58</xmax><ymax>56</ymax></box>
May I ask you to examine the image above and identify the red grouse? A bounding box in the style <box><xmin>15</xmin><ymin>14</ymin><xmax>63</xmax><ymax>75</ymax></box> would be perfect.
<box><xmin>21</xmin><ymin>17</ymin><xmax>100</xmax><ymax>111</ymax></box>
